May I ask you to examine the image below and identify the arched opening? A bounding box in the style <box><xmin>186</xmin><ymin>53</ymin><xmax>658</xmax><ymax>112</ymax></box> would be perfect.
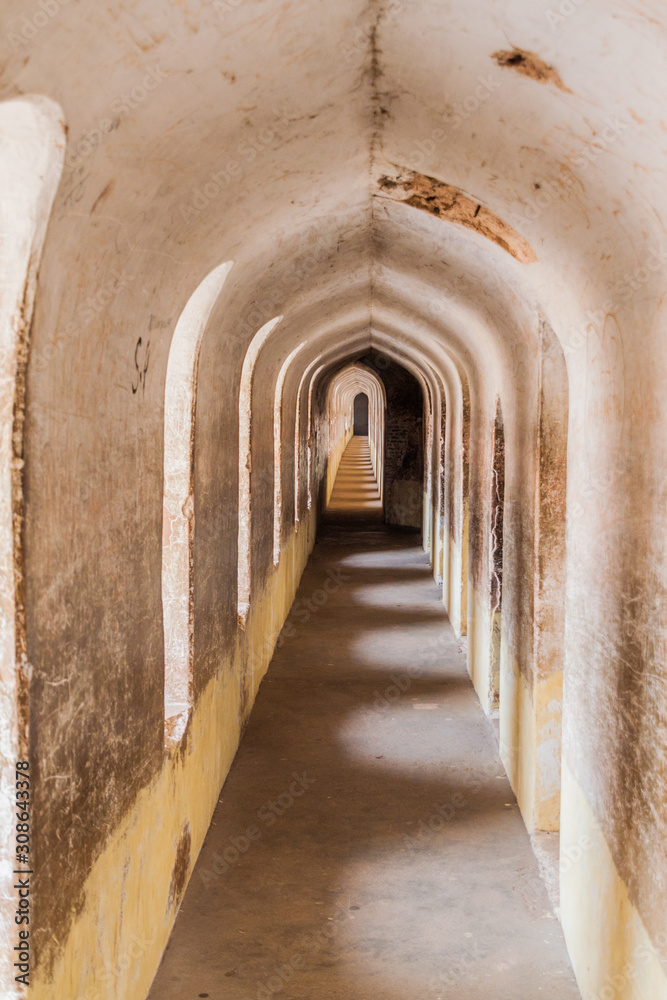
<box><xmin>436</xmin><ymin>387</ymin><xmax>447</xmax><ymax>585</ymax></box>
<box><xmin>17</xmin><ymin>8</ymin><xmax>667</xmax><ymax>999</ymax></box>
<box><xmin>0</xmin><ymin>94</ymin><xmax>64</xmax><ymax>993</ymax></box>
<box><xmin>237</xmin><ymin>316</ymin><xmax>283</xmax><ymax>621</ymax></box>
<box><xmin>323</xmin><ymin>361</ymin><xmax>387</xmax><ymax>522</ymax></box>
<box><xmin>306</xmin><ymin>363</ymin><xmax>325</xmax><ymax>515</ymax></box>
<box><xmin>273</xmin><ymin>342</ymin><xmax>306</xmax><ymax>564</ymax></box>
<box><xmin>162</xmin><ymin>262</ymin><xmax>233</xmax><ymax>743</ymax></box>
<box><xmin>294</xmin><ymin>357</ymin><xmax>320</xmax><ymax>527</ymax></box>
<box><xmin>353</xmin><ymin>391</ymin><xmax>368</xmax><ymax>434</ymax></box>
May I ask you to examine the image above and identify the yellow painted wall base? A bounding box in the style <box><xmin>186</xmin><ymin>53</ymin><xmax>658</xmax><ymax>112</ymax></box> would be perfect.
<box><xmin>422</xmin><ymin>494</ymin><xmax>435</xmax><ymax>557</ymax></box>
<box><xmin>561</xmin><ymin>760</ymin><xmax>667</xmax><ymax>1000</ymax></box>
<box><xmin>445</xmin><ymin>532</ymin><xmax>463</xmax><ymax>637</ymax></box>
<box><xmin>434</xmin><ymin>513</ymin><xmax>445</xmax><ymax>585</ymax></box>
<box><xmin>442</xmin><ymin>508</ymin><xmax>467</xmax><ymax>635</ymax></box>
<box><xmin>441</xmin><ymin>528</ymin><xmax>451</xmax><ymax>617</ymax></box>
<box><xmin>500</xmin><ymin>654</ymin><xmax>562</xmax><ymax>833</ymax></box>
<box><xmin>242</xmin><ymin>517</ymin><xmax>315</xmax><ymax>713</ymax></box>
<box><xmin>31</xmin><ymin>510</ymin><xmax>316</xmax><ymax>1000</ymax></box>
<box><xmin>326</xmin><ymin>424</ymin><xmax>353</xmax><ymax>503</ymax></box>
<box><xmin>466</xmin><ymin>585</ymin><xmax>493</xmax><ymax>714</ymax></box>
<box><xmin>460</xmin><ymin>507</ymin><xmax>468</xmax><ymax>635</ymax></box>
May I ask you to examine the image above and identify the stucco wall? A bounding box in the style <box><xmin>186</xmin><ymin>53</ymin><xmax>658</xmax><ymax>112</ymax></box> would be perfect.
<box><xmin>0</xmin><ymin>2</ymin><xmax>665</xmax><ymax>999</ymax></box>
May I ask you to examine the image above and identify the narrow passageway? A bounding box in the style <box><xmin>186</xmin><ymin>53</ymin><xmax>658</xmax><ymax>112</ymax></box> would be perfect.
<box><xmin>8</xmin><ymin>7</ymin><xmax>666</xmax><ymax>996</ymax></box>
<box><xmin>325</xmin><ymin>435</ymin><xmax>383</xmax><ymax>522</ymax></box>
<box><xmin>148</xmin><ymin>455</ymin><xmax>579</xmax><ymax>1000</ymax></box>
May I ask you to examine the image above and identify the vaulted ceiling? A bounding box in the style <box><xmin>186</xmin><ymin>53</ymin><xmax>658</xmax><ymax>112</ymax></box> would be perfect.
<box><xmin>4</xmin><ymin>0</ymin><xmax>664</xmax><ymax>405</ymax></box>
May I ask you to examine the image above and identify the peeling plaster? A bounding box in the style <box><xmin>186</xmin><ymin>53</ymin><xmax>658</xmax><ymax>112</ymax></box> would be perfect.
<box><xmin>492</xmin><ymin>48</ymin><xmax>570</xmax><ymax>92</ymax></box>
<box><xmin>377</xmin><ymin>170</ymin><xmax>538</xmax><ymax>264</ymax></box>
<box><xmin>2</xmin><ymin>4</ymin><xmax>665</xmax><ymax>1000</ymax></box>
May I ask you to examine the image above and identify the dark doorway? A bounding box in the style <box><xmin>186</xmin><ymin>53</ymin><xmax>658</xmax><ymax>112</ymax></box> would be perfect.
<box><xmin>353</xmin><ymin>392</ymin><xmax>369</xmax><ymax>435</ymax></box>
<box><xmin>361</xmin><ymin>352</ymin><xmax>424</xmax><ymax>530</ymax></box>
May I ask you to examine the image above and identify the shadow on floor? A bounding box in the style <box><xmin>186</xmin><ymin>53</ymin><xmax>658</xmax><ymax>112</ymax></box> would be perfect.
<box><xmin>147</xmin><ymin>527</ymin><xmax>580</xmax><ymax>1000</ymax></box>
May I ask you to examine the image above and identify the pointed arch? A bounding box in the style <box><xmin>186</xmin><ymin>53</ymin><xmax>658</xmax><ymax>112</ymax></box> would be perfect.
<box><xmin>162</xmin><ymin>261</ymin><xmax>233</xmax><ymax>739</ymax></box>
<box><xmin>237</xmin><ymin>316</ymin><xmax>283</xmax><ymax>619</ymax></box>
<box><xmin>0</xmin><ymin>94</ymin><xmax>65</xmax><ymax>990</ymax></box>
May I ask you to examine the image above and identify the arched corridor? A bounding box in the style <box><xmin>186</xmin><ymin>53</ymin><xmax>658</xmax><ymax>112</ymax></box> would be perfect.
<box><xmin>148</xmin><ymin>461</ymin><xmax>578</xmax><ymax>998</ymax></box>
<box><xmin>1</xmin><ymin>3</ymin><xmax>666</xmax><ymax>999</ymax></box>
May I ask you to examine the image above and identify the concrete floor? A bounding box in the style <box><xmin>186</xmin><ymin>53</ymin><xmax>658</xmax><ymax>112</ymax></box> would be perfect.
<box><xmin>148</xmin><ymin>440</ymin><xmax>580</xmax><ymax>1000</ymax></box>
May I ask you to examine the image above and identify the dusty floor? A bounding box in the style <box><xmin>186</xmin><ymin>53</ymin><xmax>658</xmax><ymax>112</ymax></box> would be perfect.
<box><xmin>148</xmin><ymin>439</ymin><xmax>580</xmax><ymax>1000</ymax></box>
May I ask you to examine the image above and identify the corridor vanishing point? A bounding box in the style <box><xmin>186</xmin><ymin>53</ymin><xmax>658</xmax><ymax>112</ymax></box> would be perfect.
<box><xmin>0</xmin><ymin>3</ymin><xmax>666</xmax><ymax>999</ymax></box>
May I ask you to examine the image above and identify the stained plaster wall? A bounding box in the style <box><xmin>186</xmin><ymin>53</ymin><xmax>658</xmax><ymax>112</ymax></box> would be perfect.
<box><xmin>0</xmin><ymin>2</ymin><xmax>665</xmax><ymax>999</ymax></box>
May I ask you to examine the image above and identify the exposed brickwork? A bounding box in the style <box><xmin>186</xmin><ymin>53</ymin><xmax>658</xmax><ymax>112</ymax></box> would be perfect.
<box><xmin>361</xmin><ymin>353</ymin><xmax>424</xmax><ymax>528</ymax></box>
